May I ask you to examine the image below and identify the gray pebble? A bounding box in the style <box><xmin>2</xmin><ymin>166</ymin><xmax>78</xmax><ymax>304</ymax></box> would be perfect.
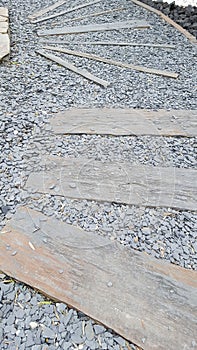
<box><xmin>85</xmin><ymin>321</ymin><xmax>94</xmax><ymax>341</ymax></box>
<box><xmin>93</xmin><ymin>325</ymin><xmax>106</xmax><ymax>335</ymax></box>
<box><xmin>63</xmin><ymin>309</ymin><xmax>73</xmax><ymax>327</ymax></box>
<box><xmin>114</xmin><ymin>336</ymin><xmax>126</xmax><ymax>346</ymax></box>
<box><xmin>32</xmin><ymin>346</ymin><xmax>42</xmax><ymax>350</ymax></box>
<box><xmin>42</xmin><ymin>326</ymin><xmax>55</xmax><ymax>339</ymax></box>
<box><xmin>62</xmin><ymin>342</ymin><xmax>72</xmax><ymax>350</ymax></box>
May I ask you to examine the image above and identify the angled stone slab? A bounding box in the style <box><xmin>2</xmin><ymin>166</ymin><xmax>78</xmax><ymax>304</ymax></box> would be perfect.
<box><xmin>0</xmin><ymin>7</ymin><xmax>8</xmax><ymax>18</ymax></box>
<box><xmin>25</xmin><ymin>156</ymin><xmax>197</xmax><ymax>211</ymax></box>
<box><xmin>28</xmin><ymin>0</ymin><xmax>68</xmax><ymax>21</ymax></box>
<box><xmin>42</xmin><ymin>40</ymin><xmax>175</xmax><ymax>49</ymax></box>
<box><xmin>0</xmin><ymin>206</ymin><xmax>196</xmax><ymax>350</ymax></box>
<box><xmin>36</xmin><ymin>50</ymin><xmax>110</xmax><ymax>88</ymax></box>
<box><xmin>31</xmin><ymin>0</ymin><xmax>101</xmax><ymax>24</ymax></box>
<box><xmin>50</xmin><ymin>108</ymin><xmax>197</xmax><ymax>137</ymax></box>
<box><xmin>37</xmin><ymin>20</ymin><xmax>150</xmax><ymax>36</ymax></box>
<box><xmin>0</xmin><ymin>34</ymin><xmax>10</xmax><ymax>61</ymax></box>
<box><xmin>43</xmin><ymin>45</ymin><xmax>178</xmax><ymax>78</ymax></box>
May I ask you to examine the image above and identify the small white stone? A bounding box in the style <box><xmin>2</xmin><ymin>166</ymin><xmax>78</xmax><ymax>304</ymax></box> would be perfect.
<box><xmin>29</xmin><ymin>321</ymin><xmax>38</xmax><ymax>329</ymax></box>
<box><xmin>13</xmin><ymin>130</ymin><xmax>18</xmax><ymax>135</ymax></box>
<box><xmin>16</xmin><ymin>330</ymin><xmax>20</xmax><ymax>336</ymax></box>
<box><xmin>107</xmin><ymin>281</ymin><xmax>113</xmax><ymax>287</ymax></box>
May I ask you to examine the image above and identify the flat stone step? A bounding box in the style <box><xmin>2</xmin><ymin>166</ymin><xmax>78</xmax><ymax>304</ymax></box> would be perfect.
<box><xmin>50</xmin><ymin>108</ymin><xmax>197</xmax><ymax>137</ymax></box>
<box><xmin>0</xmin><ymin>206</ymin><xmax>196</xmax><ymax>350</ymax></box>
<box><xmin>25</xmin><ymin>155</ymin><xmax>197</xmax><ymax>211</ymax></box>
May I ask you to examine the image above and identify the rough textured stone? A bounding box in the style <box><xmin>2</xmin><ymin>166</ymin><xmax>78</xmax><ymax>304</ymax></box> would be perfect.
<box><xmin>42</xmin><ymin>326</ymin><xmax>55</xmax><ymax>339</ymax></box>
<box><xmin>85</xmin><ymin>322</ymin><xmax>94</xmax><ymax>341</ymax></box>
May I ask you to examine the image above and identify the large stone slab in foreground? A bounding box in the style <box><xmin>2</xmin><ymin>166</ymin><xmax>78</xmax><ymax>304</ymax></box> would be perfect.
<box><xmin>0</xmin><ymin>206</ymin><xmax>196</xmax><ymax>350</ymax></box>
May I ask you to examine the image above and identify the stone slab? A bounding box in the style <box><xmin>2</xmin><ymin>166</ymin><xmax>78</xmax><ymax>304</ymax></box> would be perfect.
<box><xmin>0</xmin><ymin>15</ymin><xmax>8</xmax><ymax>22</ymax></box>
<box><xmin>0</xmin><ymin>206</ymin><xmax>196</xmax><ymax>350</ymax></box>
<box><xmin>50</xmin><ymin>108</ymin><xmax>197</xmax><ymax>137</ymax></box>
<box><xmin>0</xmin><ymin>21</ymin><xmax>8</xmax><ymax>33</ymax></box>
<box><xmin>0</xmin><ymin>7</ymin><xmax>8</xmax><ymax>18</ymax></box>
<box><xmin>25</xmin><ymin>155</ymin><xmax>197</xmax><ymax>211</ymax></box>
<box><xmin>0</xmin><ymin>34</ymin><xmax>10</xmax><ymax>60</ymax></box>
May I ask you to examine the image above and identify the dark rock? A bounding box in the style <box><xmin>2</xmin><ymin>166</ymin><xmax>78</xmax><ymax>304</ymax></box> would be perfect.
<box><xmin>140</xmin><ymin>0</ymin><xmax>197</xmax><ymax>38</ymax></box>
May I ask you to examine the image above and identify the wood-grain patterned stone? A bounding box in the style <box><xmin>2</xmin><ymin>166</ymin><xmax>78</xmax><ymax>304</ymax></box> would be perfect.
<box><xmin>25</xmin><ymin>155</ymin><xmax>197</xmax><ymax>211</ymax></box>
<box><xmin>0</xmin><ymin>206</ymin><xmax>196</xmax><ymax>350</ymax></box>
<box><xmin>50</xmin><ymin>108</ymin><xmax>197</xmax><ymax>137</ymax></box>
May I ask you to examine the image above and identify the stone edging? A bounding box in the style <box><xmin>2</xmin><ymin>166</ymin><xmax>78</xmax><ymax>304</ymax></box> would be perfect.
<box><xmin>0</xmin><ymin>7</ymin><xmax>10</xmax><ymax>61</ymax></box>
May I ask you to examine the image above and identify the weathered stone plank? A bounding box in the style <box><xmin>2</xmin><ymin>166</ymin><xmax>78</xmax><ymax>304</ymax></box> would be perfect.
<box><xmin>37</xmin><ymin>20</ymin><xmax>150</xmax><ymax>36</ymax></box>
<box><xmin>25</xmin><ymin>155</ymin><xmax>197</xmax><ymax>211</ymax></box>
<box><xmin>31</xmin><ymin>0</ymin><xmax>101</xmax><ymax>24</ymax></box>
<box><xmin>0</xmin><ymin>206</ymin><xmax>196</xmax><ymax>350</ymax></box>
<box><xmin>43</xmin><ymin>45</ymin><xmax>178</xmax><ymax>78</ymax></box>
<box><xmin>36</xmin><ymin>50</ymin><xmax>110</xmax><ymax>87</ymax></box>
<box><xmin>50</xmin><ymin>108</ymin><xmax>197</xmax><ymax>137</ymax></box>
<box><xmin>28</xmin><ymin>0</ymin><xmax>68</xmax><ymax>21</ymax></box>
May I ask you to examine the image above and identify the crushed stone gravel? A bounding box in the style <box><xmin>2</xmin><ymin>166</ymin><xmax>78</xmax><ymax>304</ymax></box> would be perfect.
<box><xmin>0</xmin><ymin>274</ymin><xmax>137</xmax><ymax>350</ymax></box>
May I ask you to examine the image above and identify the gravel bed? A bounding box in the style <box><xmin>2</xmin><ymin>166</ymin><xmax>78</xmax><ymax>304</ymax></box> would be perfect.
<box><xmin>0</xmin><ymin>0</ymin><xmax>197</xmax><ymax>349</ymax></box>
<box><xmin>0</xmin><ymin>273</ymin><xmax>136</xmax><ymax>350</ymax></box>
<box><xmin>26</xmin><ymin>131</ymin><xmax>197</xmax><ymax>168</ymax></box>
<box><xmin>24</xmin><ymin>193</ymin><xmax>196</xmax><ymax>270</ymax></box>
